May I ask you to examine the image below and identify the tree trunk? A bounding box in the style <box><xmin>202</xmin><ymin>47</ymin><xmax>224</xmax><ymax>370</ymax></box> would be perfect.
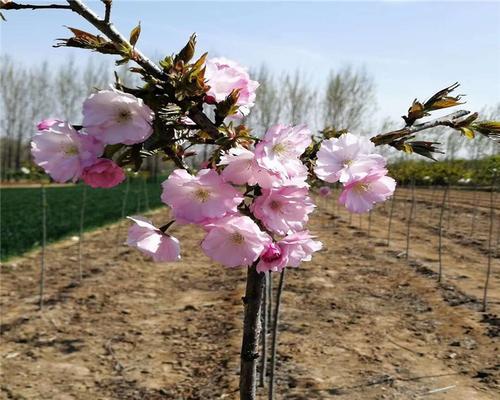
<box><xmin>240</xmin><ymin>265</ymin><xmax>265</xmax><ymax>399</ymax></box>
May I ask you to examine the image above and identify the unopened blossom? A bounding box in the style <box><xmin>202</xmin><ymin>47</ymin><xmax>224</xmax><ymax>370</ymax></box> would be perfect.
<box><xmin>319</xmin><ymin>186</ymin><xmax>332</xmax><ymax>197</ymax></box>
<box><xmin>161</xmin><ymin>169</ymin><xmax>244</xmax><ymax>224</ymax></box>
<box><xmin>251</xmin><ymin>186</ymin><xmax>315</xmax><ymax>235</ymax></box>
<box><xmin>201</xmin><ymin>215</ymin><xmax>271</xmax><ymax>268</ymax></box>
<box><xmin>83</xmin><ymin>88</ymin><xmax>154</xmax><ymax>145</ymax></box>
<box><xmin>205</xmin><ymin>57</ymin><xmax>259</xmax><ymax>117</ymax></box>
<box><xmin>339</xmin><ymin>168</ymin><xmax>396</xmax><ymax>213</ymax></box>
<box><xmin>31</xmin><ymin>121</ymin><xmax>104</xmax><ymax>182</ymax></box>
<box><xmin>37</xmin><ymin>118</ymin><xmax>61</xmax><ymax>131</ymax></box>
<box><xmin>255</xmin><ymin>124</ymin><xmax>312</xmax><ymax>179</ymax></box>
<box><xmin>82</xmin><ymin>159</ymin><xmax>125</xmax><ymax>188</ymax></box>
<box><xmin>315</xmin><ymin>132</ymin><xmax>386</xmax><ymax>183</ymax></box>
<box><xmin>126</xmin><ymin>216</ymin><xmax>181</xmax><ymax>262</ymax></box>
<box><xmin>257</xmin><ymin>231</ymin><xmax>322</xmax><ymax>273</ymax></box>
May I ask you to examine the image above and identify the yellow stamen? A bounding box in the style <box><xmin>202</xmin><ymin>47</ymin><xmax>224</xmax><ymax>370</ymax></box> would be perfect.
<box><xmin>116</xmin><ymin>108</ymin><xmax>132</xmax><ymax>123</ymax></box>
<box><xmin>194</xmin><ymin>188</ymin><xmax>211</xmax><ymax>202</ymax></box>
<box><xmin>230</xmin><ymin>231</ymin><xmax>245</xmax><ymax>245</ymax></box>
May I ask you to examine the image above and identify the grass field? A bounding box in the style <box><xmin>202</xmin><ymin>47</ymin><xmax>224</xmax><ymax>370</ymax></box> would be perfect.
<box><xmin>0</xmin><ymin>178</ymin><xmax>164</xmax><ymax>260</ymax></box>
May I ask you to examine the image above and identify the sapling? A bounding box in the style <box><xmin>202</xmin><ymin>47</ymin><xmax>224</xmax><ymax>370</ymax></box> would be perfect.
<box><xmin>438</xmin><ymin>184</ymin><xmax>449</xmax><ymax>283</ymax></box>
<box><xmin>39</xmin><ymin>182</ymin><xmax>47</xmax><ymax>310</ymax></box>
<box><xmin>405</xmin><ymin>179</ymin><xmax>416</xmax><ymax>259</ymax></box>
<box><xmin>4</xmin><ymin>2</ymin><xmax>499</xmax><ymax>398</ymax></box>
<box><xmin>77</xmin><ymin>184</ymin><xmax>87</xmax><ymax>281</ymax></box>
<box><xmin>482</xmin><ymin>170</ymin><xmax>497</xmax><ymax>312</ymax></box>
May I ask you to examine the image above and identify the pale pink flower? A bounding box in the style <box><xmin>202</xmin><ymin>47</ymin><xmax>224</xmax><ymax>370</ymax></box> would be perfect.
<box><xmin>83</xmin><ymin>88</ymin><xmax>154</xmax><ymax>145</ymax></box>
<box><xmin>126</xmin><ymin>216</ymin><xmax>181</xmax><ymax>262</ymax></box>
<box><xmin>205</xmin><ymin>57</ymin><xmax>259</xmax><ymax>117</ymax></box>
<box><xmin>255</xmin><ymin>124</ymin><xmax>312</xmax><ymax>179</ymax></box>
<box><xmin>257</xmin><ymin>231</ymin><xmax>322</xmax><ymax>273</ymax></box>
<box><xmin>318</xmin><ymin>186</ymin><xmax>332</xmax><ymax>197</ymax></box>
<box><xmin>37</xmin><ymin>119</ymin><xmax>61</xmax><ymax>131</ymax></box>
<box><xmin>201</xmin><ymin>214</ymin><xmax>271</xmax><ymax>268</ymax></box>
<box><xmin>82</xmin><ymin>159</ymin><xmax>125</xmax><ymax>188</ymax></box>
<box><xmin>339</xmin><ymin>168</ymin><xmax>396</xmax><ymax>213</ymax></box>
<box><xmin>161</xmin><ymin>169</ymin><xmax>244</xmax><ymax>224</ymax></box>
<box><xmin>315</xmin><ymin>132</ymin><xmax>385</xmax><ymax>183</ymax></box>
<box><xmin>219</xmin><ymin>146</ymin><xmax>278</xmax><ymax>188</ymax></box>
<box><xmin>250</xmin><ymin>186</ymin><xmax>315</xmax><ymax>235</ymax></box>
<box><xmin>31</xmin><ymin>121</ymin><xmax>104</xmax><ymax>182</ymax></box>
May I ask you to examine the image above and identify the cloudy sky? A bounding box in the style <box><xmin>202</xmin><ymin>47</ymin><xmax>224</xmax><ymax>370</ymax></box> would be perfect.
<box><xmin>1</xmin><ymin>1</ymin><xmax>499</xmax><ymax>123</ymax></box>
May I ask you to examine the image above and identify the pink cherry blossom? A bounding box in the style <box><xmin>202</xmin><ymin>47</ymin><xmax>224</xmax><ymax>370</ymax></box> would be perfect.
<box><xmin>257</xmin><ymin>231</ymin><xmax>322</xmax><ymax>273</ymax></box>
<box><xmin>339</xmin><ymin>168</ymin><xmax>396</xmax><ymax>213</ymax></box>
<box><xmin>205</xmin><ymin>57</ymin><xmax>259</xmax><ymax>117</ymax></box>
<box><xmin>83</xmin><ymin>88</ymin><xmax>154</xmax><ymax>145</ymax></box>
<box><xmin>201</xmin><ymin>215</ymin><xmax>271</xmax><ymax>268</ymax></box>
<box><xmin>318</xmin><ymin>186</ymin><xmax>332</xmax><ymax>197</ymax></box>
<box><xmin>315</xmin><ymin>132</ymin><xmax>386</xmax><ymax>183</ymax></box>
<box><xmin>31</xmin><ymin>121</ymin><xmax>104</xmax><ymax>182</ymax></box>
<box><xmin>37</xmin><ymin>119</ymin><xmax>61</xmax><ymax>131</ymax></box>
<box><xmin>126</xmin><ymin>216</ymin><xmax>181</xmax><ymax>262</ymax></box>
<box><xmin>82</xmin><ymin>159</ymin><xmax>125</xmax><ymax>188</ymax></box>
<box><xmin>219</xmin><ymin>146</ymin><xmax>278</xmax><ymax>188</ymax></box>
<box><xmin>250</xmin><ymin>186</ymin><xmax>315</xmax><ymax>235</ymax></box>
<box><xmin>255</xmin><ymin>124</ymin><xmax>312</xmax><ymax>180</ymax></box>
<box><xmin>161</xmin><ymin>168</ymin><xmax>244</xmax><ymax>224</ymax></box>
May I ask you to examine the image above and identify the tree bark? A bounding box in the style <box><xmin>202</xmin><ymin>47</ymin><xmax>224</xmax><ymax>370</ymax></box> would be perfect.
<box><xmin>240</xmin><ymin>264</ymin><xmax>265</xmax><ymax>400</ymax></box>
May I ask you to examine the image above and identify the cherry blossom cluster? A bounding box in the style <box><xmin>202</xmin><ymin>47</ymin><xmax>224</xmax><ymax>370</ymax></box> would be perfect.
<box><xmin>30</xmin><ymin>56</ymin><xmax>395</xmax><ymax>273</ymax></box>
<box><xmin>315</xmin><ymin>133</ymin><xmax>396</xmax><ymax>213</ymax></box>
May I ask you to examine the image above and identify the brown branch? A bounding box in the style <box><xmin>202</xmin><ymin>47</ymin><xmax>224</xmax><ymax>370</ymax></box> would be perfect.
<box><xmin>371</xmin><ymin>110</ymin><xmax>471</xmax><ymax>146</ymax></box>
<box><xmin>3</xmin><ymin>2</ymin><xmax>71</xmax><ymax>10</ymax></box>
<box><xmin>101</xmin><ymin>0</ymin><xmax>111</xmax><ymax>23</ymax></box>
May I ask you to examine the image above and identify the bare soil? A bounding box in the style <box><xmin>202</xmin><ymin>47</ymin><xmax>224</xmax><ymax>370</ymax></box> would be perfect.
<box><xmin>1</xmin><ymin>188</ymin><xmax>499</xmax><ymax>400</ymax></box>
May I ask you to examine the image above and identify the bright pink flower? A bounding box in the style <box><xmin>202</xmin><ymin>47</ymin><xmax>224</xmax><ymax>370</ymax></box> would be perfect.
<box><xmin>250</xmin><ymin>186</ymin><xmax>315</xmax><ymax>235</ymax></box>
<box><xmin>255</xmin><ymin>124</ymin><xmax>312</xmax><ymax>180</ymax></box>
<box><xmin>201</xmin><ymin>215</ymin><xmax>271</xmax><ymax>268</ymax></box>
<box><xmin>315</xmin><ymin>132</ymin><xmax>386</xmax><ymax>183</ymax></box>
<box><xmin>219</xmin><ymin>146</ymin><xmax>278</xmax><ymax>188</ymax></box>
<box><xmin>257</xmin><ymin>231</ymin><xmax>322</xmax><ymax>273</ymax></box>
<box><xmin>339</xmin><ymin>168</ymin><xmax>396</xmax><ymax>213</ymax></box>
<box><xmin>31</xmin><ymin>121</ymin><xmax>104</xmax><ymax>182</ymax></box>
<box><xmin>37</xmin><ymin>119</ymin><xmax>61</xmax><ymax>131</ymax></box>
<box><xmin>82</xmin><ymin>159</ymin><xmax>125</xmax><ymax>188</ymax></box>
<box><xmin>161</xmin><ymin>169</ymin><xmax>244</xmax><ymax>224</ymax></box>
<box><xmin>318</xmin><ymin>186</ymin><xmax>332</xmax><ymax>197</ymax></box>
<box><xmin>83</xmin><ymin>88</ymin><xmax>154</xmax><ymax>145</ymax></box>
<box><xmin>205</xmin><ymin>57</ymin><xmax>259</xmax><ymax>117</ymax></box>
<box><xmin>126</xmin><ymin>216</ymin><xmax>181</xmax><ymax>262</ymax></box>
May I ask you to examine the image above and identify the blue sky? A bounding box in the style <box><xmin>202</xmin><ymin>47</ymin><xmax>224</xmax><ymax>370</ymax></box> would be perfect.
<box><xmin>1</xmin><ymin>1</ymin><xmax>499</xmax><ymax>122</ymax></box>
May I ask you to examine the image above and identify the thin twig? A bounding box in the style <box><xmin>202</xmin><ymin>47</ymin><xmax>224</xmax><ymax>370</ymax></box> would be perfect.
<box><xmin>3</xmin><ymin>2</ymin><xmax>71</xmax><ymax>10</ymax></box>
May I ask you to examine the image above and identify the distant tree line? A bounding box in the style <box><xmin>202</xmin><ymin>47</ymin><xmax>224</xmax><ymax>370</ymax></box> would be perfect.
<box><xmin>1</xmin><ymin>57</ymin><xmax>497</xmax><ymax>181</ymax></box>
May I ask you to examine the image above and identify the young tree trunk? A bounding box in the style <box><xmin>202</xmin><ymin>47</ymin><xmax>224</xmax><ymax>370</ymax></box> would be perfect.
<box><xmin>482</xmin><ymin>173</ymin><xmax>497</xmax><ymax>312</ymax></box>
<box><xmin>259</xmin><ymin>273</ymin><xmax>269</xmax><ymax>387</ymax></box>
<box><xmin>39</xmin><ymin>184</ymin><xmax>47</xmax><ymax>310</ymax></box>
<box><xmin>269</xmin><ymin>269</ymin><xmax>286</xmax><ymax>400</ymax></box>
<box><xmin>438</xmin><ymin>185</ymin><xmax>449</xmax><ymax>283</ymax></box>
<box><xmin>240</xmin><ymin>265</ymin><xmax>265</xmax><ymax>400</ymax></box>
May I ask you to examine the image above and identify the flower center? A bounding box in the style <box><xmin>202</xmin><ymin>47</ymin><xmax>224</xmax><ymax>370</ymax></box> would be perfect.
<box><xmin>194</xmin><ymin>188</ymin><xmax>211</xmax><ymax>202</ymax></box>
<box><xmin>354</xmin><ymin>183</ymin><xmax>369</xmax><ymax>193</ymax></box>
<box><xmin>270</xmin><ymin>200</ymin><xmax>281</xmax><ymax>211</ymax></box>
<box><xmin>343</xmin><ymin>159</ymin><xmax>353</xmax><ymax>168</ymax></box>
<box><xmin>230</xmin><ymin>231</ymin><xmax>245</xmax><ymax>245</ymax></box>
<box><xmin>64</xmin><ymin>144</ymin><xmax>79</xmax><ymax>156</ymax></box>
<box><xmin>272</xmin><ymin>143</ymin><xmax>287</xmax><ymax>155</ymax></box>
<box><xmin>116</xmin><ymin>108</ymin><xmax>132</xmax><ymax>123</ymax></box>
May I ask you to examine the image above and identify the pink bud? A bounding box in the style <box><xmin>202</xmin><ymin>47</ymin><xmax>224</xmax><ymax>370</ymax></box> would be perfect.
<box><xmin>261</xmin><ymin>243</ymin><xmax>282</xmax><ymax>263</ymax></box>
<box><xmin>37</xmin><ymin>119</ymin><xmax>61</xmax><ymax>131</ymax></box>
<box><xmin>204</xmin><ymin>95</ymin><xmax>217</xmax><ymax>105</ymax></box>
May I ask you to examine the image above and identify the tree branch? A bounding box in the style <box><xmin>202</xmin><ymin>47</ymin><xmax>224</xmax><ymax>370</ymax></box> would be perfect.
<box><xmin>3</xmin><ymin>2</ymin><xmax>71</xmax><ymax>10</ymax></box>
<box><xmin>371</xmin><ymin>110</ymin><xmax>471</xmax><ymax>146</ymax></box>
